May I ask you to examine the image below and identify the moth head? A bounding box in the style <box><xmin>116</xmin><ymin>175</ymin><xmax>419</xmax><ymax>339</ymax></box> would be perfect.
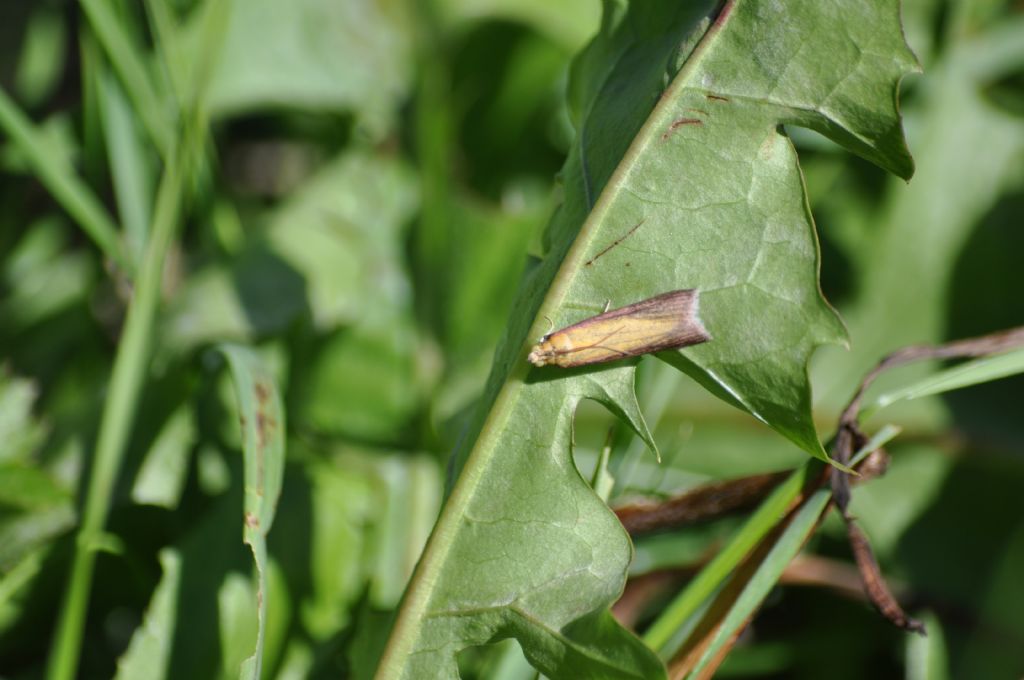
<box><xmin>527</xmin><ymin>340</ymin><xmax>553</xmax><ymax>367</ymax></box>
<box><xmin>528</xmin><ymin>332</ymin><xmax>575</xmax><ymax>367</ymax></box>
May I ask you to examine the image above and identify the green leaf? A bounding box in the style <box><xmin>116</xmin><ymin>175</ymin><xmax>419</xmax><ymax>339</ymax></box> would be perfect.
<box><xmin>160</xmin><ymin>150</ymin><xmax>418</xmax><ymax>354</ymax></box>
<box><xmin>377</xmin><ymin>2</ymin><xmax>917</xmax><ymax>677</ymax></box>
<box><xmin>813</xmin><ymin>15</ymin><xmax>1024</xmax><ymax>422</ymax></box>
<box><xmin>363</xmin><ymin>455</ymin><xmax>442</xmax><ymax>608</ymax></box>
<box><xmin>219</xmin><ymin>573</ymin><xmax>261</xmax><ymax>679</ymax></box>
<box><xmin>379</xmin><ymin>365</ymin><xmax>663</xmax><ymax>679</ymax></box>
<box><xmin>160</xmin><ymin>246</ymin><xmax>309</xmax><ymax>352</ymax></box>
<box><xmin>906</xmin><ymin>611</ymin><xmax>949</xmax><ymax>680</ymax></box>
<box><xmin>0</xmin><ymin>501</ymin><xmax>75</xmax><ymax>573</ymax></box>
<box><xmin>265</xmin><ymin>151</ymin><xmax>417</xmax><ymax>330</ymax></box>
<box><xmin>13</xmin><ymin>6</ymin><xmax>66</xmax><ymax>107</ymax></box>
<box><xmin>0</xmin><ymin>463</ymin><xmax>69</xmax><ymax>511</ymax></box>
<box><xmin>0</xmin><ymin>371</ymin><xmax>47</xmax><ymax>464</ymax></box>
<box><xmin>131</xmin><ymin>405</ymin><xmax>195</xmax><ymax>509</ymax></box>
<box><xmin>0</xmin><ymin>217</ymin><xmax>95</xmax><ymax>330</ymax></box>
<box><xmin>114</xmin><ymin>484</ymin><xmax>264</xmax><ymax>680</ymax></box>
<box><xmin>441</xmin><ymin>196</ymin><xmax>543</xmax><ymax>367</ymax></box>
<box><xmin>436</xmin><ymin>0</ymin><xmax>600</xmax><ymax>52</ymax></box>
<box><xmin>0</xmin><ymin>547</ymin><xmax>49</xmax><ymax>637</ymax></box>
<box><xmin>299</xmin><ymin>317</ymin><xmax>420</xmax><ymax>442</ymax></box>
<box><xmin>556</xmin><ymin>0</ymin><xmax>918</xmax><ymax>460</ymax></box>
<box><xmin>276</xmin><ymin>461</ymin><xmax>374</xmax><ymax>638</ymax></box>
<box><xmin>182</xmin><ymin>0</ymin><xmax>413</xmax><ymax>137</ymax></box>
<box><xmin>114</xmin><ymin>550</ymin><xmax>182</xmax><ymax>680</ymax></box>
<box><xmin>217</xmin><ymin>344</ymin><xmax>286</xmax><ymax>680</ymax></box>
<box><xmin>867</xmin><ymin>346</ymin><xmax>1024</xmax><ymax>417</ymax></box>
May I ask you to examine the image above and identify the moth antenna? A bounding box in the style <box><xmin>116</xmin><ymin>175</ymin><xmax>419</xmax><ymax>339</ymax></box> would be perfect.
<box><xmin>543</xmin><ymin>315</ymin><xmax>554</xmax><ymax>336</ymax></box>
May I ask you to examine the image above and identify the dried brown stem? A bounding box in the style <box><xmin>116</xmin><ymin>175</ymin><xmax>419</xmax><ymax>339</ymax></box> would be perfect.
<box><xmin>614</xmin><ymin>472</ymin><xmax>788</xmax><ymax>535</ymax></box>
<box><xmin>615</xmin><ymin>448</ymin><xmax>889</xmax><ymax>537</ymax></box>
<box><xmin>831</xmin><ymin>325</ymin><xmax>1024</xmax><ymax>635</ymax></box>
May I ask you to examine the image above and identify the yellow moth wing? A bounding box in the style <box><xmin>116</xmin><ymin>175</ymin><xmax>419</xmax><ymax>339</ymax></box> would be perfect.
<box><xmin>528</xmin><ymin>289</ymin><xmax>710</xmax><ymax>368</ymax></box>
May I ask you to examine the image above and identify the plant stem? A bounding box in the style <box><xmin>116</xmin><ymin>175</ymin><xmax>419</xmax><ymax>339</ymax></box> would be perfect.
<box><xmin>45</xmin><ymin>122</ymin><xmax>196</xmax><ymax>680</ymax></box>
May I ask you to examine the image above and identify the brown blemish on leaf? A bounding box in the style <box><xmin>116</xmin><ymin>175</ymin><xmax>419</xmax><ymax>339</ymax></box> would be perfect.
<box><xmin>705</xmin><ymin>94</ymin><xmax>729</xmax><ymax>102</ymax></box>
<box><xmin>252</xmin><ymin>379</ymin><xmax>278</xmax><ymax>450</ymax></box>
<box><xmin>585</xmin><ymin>220</ymin><xmax>645</xmax><ymax>266</ymax></box>
<box><xmin>256</xmin><ymin>411</ymin><xmax>266</xmax><ymax>447</ymax></box>
<box><xmin>255</xmin><ymin>380</ymin><xmax>270</xmax><ymax>405</ymax></box>
<box><xmin>248</xmin><ymin>378</ymin><xmax>279</xmax><ymax>496</ymax></box>
<box><xmin>661</xmin><ymin>118</ymin><xmax>704</xmax><ymax>140</ymax></box>
<box><xmin>245</xmin><ymin>511</ymin><xmax>260</xmax><ymax>529</ymax></box>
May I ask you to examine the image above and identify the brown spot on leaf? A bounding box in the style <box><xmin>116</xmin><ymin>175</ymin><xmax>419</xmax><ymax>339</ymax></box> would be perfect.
<box><xmin>661</xmin><ymin>118</ymin><xmax>703</xmax><ymax>140</ymax></box>
<box><xmin>255</xmin><ymin>410</ymin><xmax>278</xmax><ymax>449</ymax></box>
<box><xmin>585</xmin><ymin>220</ymin><xmax>645</xmax><ymax>266</ymax></box>
<box><xmin>255</xmin><ymin>380</ymin><xmax>270</xmax><ymax>404</ymax></box>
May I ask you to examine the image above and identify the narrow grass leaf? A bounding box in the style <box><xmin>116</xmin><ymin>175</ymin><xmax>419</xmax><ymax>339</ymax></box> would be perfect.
<box><xmin>114</xmin><ymin>550</ymin><xmax>181</xmax><ymax>680</ymax></box>
<box><xmin>0</xmin><ymin>86</ymin><xmax>129</xmax><ymax>272</ymax></box>
<box><xmin>645</xmin><ymin>425</ymin><xmax>900</xmax><ymax>657</ymax></box>
<box><xmin>80</xmin><ymin>0</ymin><xmax>173</xmax><ymax>157</ymax></box>
<box><xmin>217</xmin><ymin>345</ymin><xmax>286</xmax><ymax>680</ymax></box>
<box><xmin>905</xmin><ymin>611</ymin><xmax>950</xmax><ymax>680</ymax></box>
<box><xmin>97</xmin><ymin>68</ymin><xmax>154</xmax><ymax>262</ymax></box>
<box><xmin>144</xmin><ymin>0</ymin><xmax>189</xmax><ymax>106</ymax></box>
<box><xmin>44</xmin><ymin>14</ymin><xmax>223</xmax><ymax>666</ymax></box>
<box><xmin>868</xmin><ymin>347</ymin><xmax>1024</xmax><ymax>415</ymax></box>
<box><xmin>642</xmin><ymin>464</ymin><xmax>816</xmax><ymax>655</ymax></box>
<box><xmin>681</xmin><ymin>487</ymin><xmax>832</xmax><ymax>679</ymax></box>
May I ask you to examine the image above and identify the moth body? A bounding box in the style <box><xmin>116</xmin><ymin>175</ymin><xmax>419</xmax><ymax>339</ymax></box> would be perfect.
<box><xmin>527</xmin><ymin>289</ymin><xmax>710</xmax><ymax>368</ymax></box>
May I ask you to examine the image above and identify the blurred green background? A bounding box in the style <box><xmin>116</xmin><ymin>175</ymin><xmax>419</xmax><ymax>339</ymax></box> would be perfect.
<box><xmin>0</xmin><ymin>0</ymin><xmax>1022</xmax><ymax>678</ymax></box>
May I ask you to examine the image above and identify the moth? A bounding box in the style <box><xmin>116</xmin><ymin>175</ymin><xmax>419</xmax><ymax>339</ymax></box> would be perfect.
<box><xmin>528</xmin><ymin>289</ymin><xmax>710</xmax><ymax>368</ymax></box>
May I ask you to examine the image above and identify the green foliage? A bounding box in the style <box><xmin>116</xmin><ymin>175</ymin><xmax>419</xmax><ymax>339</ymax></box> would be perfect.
<box><xmin>0</xmin><ymin>1</ymin><xmax>1023</xmax><ymax>679</ymax></box>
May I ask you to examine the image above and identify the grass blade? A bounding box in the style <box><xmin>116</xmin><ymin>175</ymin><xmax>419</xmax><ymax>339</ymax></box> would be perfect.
<box><xmin>97</xmin><ymin>68</ymin><xmax>154</xmax><ymax>261</ymax></box>
<box><xmin>676</xmin><ymin>485</ymin><xmax>833</xmax><ymax>679</ymax></box>
<box><xmin>80</xmin><ymin>0</ymin><xmax>173</xmax><ymax>158</ymax></box>
<box><xmin>0</xmin><ymin>86</ymin><xmax>130</xmax><ymax>273</ymax></box>
<box><xmin>644</xmin><ymin>425</ymin><xmax>901</xmax><ymax>658</ymax></box>
<box><xmin>44</xmin><ymin>105</ymin><xmax>203</xmax><ymax>680</ymax></box>
<box><xmin>868</xmin><ymin>347</ymin><xmax>1024</xmax><ymax>415</ymax></box>
<box><xmin>217</xmin><ymin>345</ymin><xmax>286</xmax><ymax>680</ymax></box>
